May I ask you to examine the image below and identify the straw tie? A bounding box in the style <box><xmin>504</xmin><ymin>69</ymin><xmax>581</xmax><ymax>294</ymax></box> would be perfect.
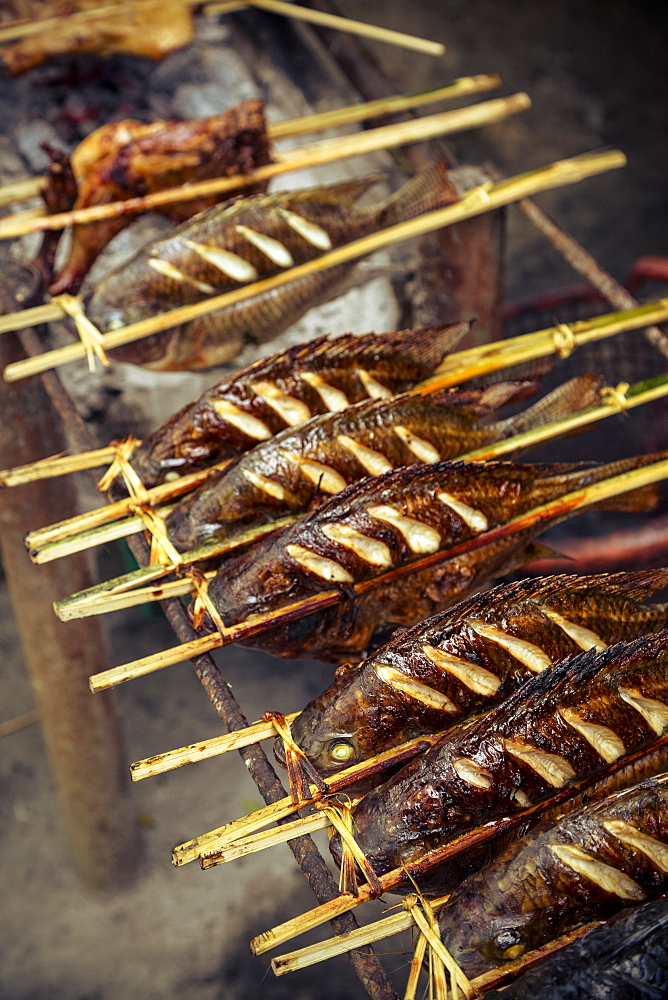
<box><xmin>96</xmin><ymin>436</ymin><xmax>142</xmax><ymax>493</ymax></box>
<box><xmin>189</xmin><ymin>569</ymin><xmax>227</xmax><ymax>633</ymax></box>
<box><xmin>601</xmin><ymin>380</ymin><xmax>630</xmax><ymax>413</ymax></box>
<box><xmin>316</xmin><ymin>797</ymin><xmax>383</xmax><ymax>897</ymax></box>
<box><xmin>51</xmin><ymin>294</ymin><xmax>109</xmax><ymax>372</ymax></box>
<box><xmin>552</xmin><ymin>322</ymin><xmax>577</xmax><ymax>358</ymax></box>
<box><xmin>263</xmin><ymin>711</ymin><xmax>328</xmax><ymax>805</ymax></box>
<box><xmin>403</xmin><ymin>891</ymin><xmax>475</xmax><ymax>1000</ymax></box>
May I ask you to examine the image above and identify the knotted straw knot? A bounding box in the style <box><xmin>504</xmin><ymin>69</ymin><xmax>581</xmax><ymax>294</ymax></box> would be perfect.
<box><xmin>96</xmin><ymin>435</ymin><xmax>142</xmax><ymax>493</ymax></box>
<box><xmin>52</xmin><ymin>293</ymin><xmax>109</xmax><ymax>372</ymax></box>
<box><xmin>552</xmin><ymin>322</ymin><xmax>577</xmax><ymax>358</ymax></box>
<box><xmin>600</xmin><ymin>381</ymin><xmax>630</xmax><ymax>413</ymax></box>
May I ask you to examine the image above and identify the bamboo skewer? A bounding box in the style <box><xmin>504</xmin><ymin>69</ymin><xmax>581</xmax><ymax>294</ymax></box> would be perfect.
<box><xmin>52</xmin><ymin>370</ymin><xmax>668</xmax><ymax>619</ymax></box>
<box><xmin>2</xmin><ymin>148</ymin><xmax>626</xmax><ymax>381</ymax></box>
<box><xmin>129</xmin><ymin>711</ymin><xmax>301</xmax><ymax>780</ymax></box>
<box><xmin>0</xmin><ymin>0</ymin><xmax>445</xmax><ymax>55</ymax></box>
<box><xmin>86</xmin><ymin>454</ymin><xmax>668</xmax><ymax>693</ymax></box>
<box><xmin>0</xmin><ymin>93</ymin><xmax>527</xmax><ymax>248</ymax></box>
<box><xmin>0</xmin><ymin>76</ymin><xmax>501</xmax><ymax>210</ymax></box>
<box><xmin>172</xmin><ymin>733</ymin><xmax>441</xmax><ymax>865</ymax></box>
<box><xmin>3</xmin><ymin>296</ymin><xmax>666</xmax><ymax>497</ymax></box>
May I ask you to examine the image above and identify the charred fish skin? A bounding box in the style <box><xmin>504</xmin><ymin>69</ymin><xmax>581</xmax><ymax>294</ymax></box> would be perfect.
<box><xmin>165</xmin><ymin>373</ymin><xmax>597</xmax><ymax>551</ymax></box>
<box><xmin>346</xmin><ymin>630</ymin><xmax>668</xmax><ymax>883</ymax></box>
<box><xmin>437</xmin><ymin>774</ymin><xmax>668</xmax><ymax>978</ymax></box>
<box><xmin>289</xmin><ymin>569</ymin><xmax>668</xmax><ymax>777</ymax></box>
<box><xmin>482</xmin><ymin>895</ymin><xmax>668</xmax><ymax>1000</ymax></box>
<box><xmin>128</xmin><ymin>323</ymin><xmax>471</xmax><ymax>488</ymax></box>
<box><xmin>85</xmin><ymin>163</ymin><xmax>459</xmax><ymax>369</ymax></box>
<box><xmin>201</xmin><ymin>453</ymin><xmax>661</xmax><ymax>662</ymax></box>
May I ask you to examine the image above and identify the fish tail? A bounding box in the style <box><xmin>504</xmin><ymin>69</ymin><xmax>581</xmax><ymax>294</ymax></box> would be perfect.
<box><xmin>378</xmin><ymin>161</ymin><xmax>459</xmax><ymax>227</ymax></box>
<box><xmin>494</xmin><ymin>372</ymin><xmax>605</xmax><ymax>436</ymax></box>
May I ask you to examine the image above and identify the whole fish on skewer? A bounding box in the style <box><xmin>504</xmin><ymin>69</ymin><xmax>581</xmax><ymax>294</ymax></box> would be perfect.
<box><xmin>198</xmin><ymin>452</ymin><xmax>661</xmax><ymax>662</ymax></box>
<box><xmin>289</xmin><ymin>569</ymin><xmax>668</xmax><ymax>777</ymax></box>
<box><xmin>166</xmin><ymin>372</ymin><xmax>603</xmax><ymax>552</ymax></box>
<box><xmin>85</xmin><ymin>163</ymin><xmax>460</xmax><ymax>370</ymax></box>
<box><xmin>128</xmin><ymin>321</ymin><xmax>472</xmax><ymax>490</ymax></box>
<box><xmin>482</xmin><ymin>894</ymin><xmax>668</xmax><ymax>1000</ymax></box>
<box><xmin>437</xmin><ymin>774</ymin><xmax>668</xmax><ymax>978</ymax></box>
<box><xmin>343</xmin><ymin>631</ymin><xmax>668</xmax><ymax>890</ymax></box>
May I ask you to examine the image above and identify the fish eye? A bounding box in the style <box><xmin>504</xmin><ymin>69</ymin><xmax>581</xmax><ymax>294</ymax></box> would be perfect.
<box><xmin>105</xmin><ymin>311</ymin><xmax>125</xmax><ymax>331</ymax></box>
<box><xmin>494</xmin><ymin>929</ymin><xmax>525</xmax><ymax>960</ymax></box>
<box><xmin>328</xmin><ymin>739</ymin><xmax>356</xmax><ymax>764</ymax></box>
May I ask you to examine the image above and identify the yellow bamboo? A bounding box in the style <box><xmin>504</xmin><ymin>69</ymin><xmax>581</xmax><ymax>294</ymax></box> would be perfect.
<box><xmin>0</xmin><ymin>93</ymin><xmax>530</xmax><ymax>246</ymax></box>
<box><xmin>0</xmin><ymin>445</ymin><xmax>117</xmax><ymax>487</ymax></box>
<box><xmin>0</xmin><ymin>177</ymin><xmax>43</xmax><ymax>205</ymax></box>
<box><xmin>129</xmin><ymin>710</ymin><xmax>300</xmax><ymax>780</ymax></box>
<box><xmin>0</xmin><ymin>708</ymin><xmax>41</xmax><ymax>738</ymax></box>
<box><xmin>3</xmin><ymin>148</ymin><xmax>625</xmax><ymax>382</ymax></box>
<box><xmin>87</xmin><ymin>453</ymin><xmax>668</xmax><ymax>693</ymax></box>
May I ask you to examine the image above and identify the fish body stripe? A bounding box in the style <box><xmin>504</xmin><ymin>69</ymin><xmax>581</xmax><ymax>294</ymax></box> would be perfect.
<box><xmin>277</xmin><ymin>207</ymin><xmax>333</xmax><ymax>249</ymax></box>
<box><xmin>285</xmin><ymin>544</ymin><xmax>353</xmax><ymax>583</ymax></box>
<box><xmin>337</xmin><ymin>434</ymin><xmax>393</xmax><ymax>476</ymax></box>
<box><xmin>502</xmin><ymin>739</ymin><xmax>576</xmax><ymax>787</ymax></box>
<box><xmin>467</xmin><ymin>620</ymin><xmax>552</xmax><ymax>674</ymax></box>
<box><xmin>367</xmin><ymin>504</ymin><xmax>441</xmax><ymax>554</ymax></box>
<box><xmin>250</xmin><ymin>381</ymin><xmax>311</xmax><ymax>426</ymax></box>
<box><xmin>421</xmin><ymin>643</ymin><xmax>501</xmax><ymax>696</ymax></box>
<box><xmin>541</xmin><ymin>607</ymin><xmax>608</xmax><ymax>651</ymax></box>
<box><xmin>234</xmin><ymin>224</ymin><xmax>294</xmax><ymax>267</ymax></box>
<box><xmin>373</xmin><ymin>664</ymin><xmax>459</xmax><ymax>712</ymax></box>
<box><xmin>602</xmin><ymin>820</ymin><xmax>668</xmax><ymax>872</ymax></box>
<box><xmin>394</xmin><ymin>425</ymin><xmax>441</xmax><ymax>463</ymax></box>
<box><xmin>437</xmin><ymin>492</ymin><xmax>489</xmax><ymax>532</ymax></box>
<box><xmin>183</xmin><ymin>238</ymin><xmax>258</xmax><ymax>281</ymax></box>
<box><xmin>211</xmin><ymin>400</ymin><xmax>272</xmax><ymax>440</ymax></box>
<box><xmin>299</xmin><ymin>372</ymin><xmax>349</xmax><ymax>411</ymax></box>
<box><xmin>356</xmin><ymin>368</ymin><xmax>392</xmax><ymax>399</ymax></box>
<box><xmin>559</xmin><ymin>708</ymin><xmax>626</xmax><ymax>763</ymax></box>
<box><xmin>548</xmin><ymin>843</ymin><xmax>646</xmax><ymax>900</ymax></box>
<box><xmin>281</xmin><ymin>451</ymin><xmax>347</xmax><ymax>494</ymax></box>
<box><xmin>147</xmin><ymin>257</ymin><xmax>216</xmax><ymax>293</ymax></box>
<box><xmin>321</xmin><ymin>523</ymin><xmax>393</xmax><ymax>567</ymax></box>
<box><xmin>241</xmin><ymin>468</ymin><xmax>287</xmax><ymax>499</ymax></box>
<box><xmin>618</xmin><ymin>688</ymin><xmax>668</xmax><ymax>735</ymax></box>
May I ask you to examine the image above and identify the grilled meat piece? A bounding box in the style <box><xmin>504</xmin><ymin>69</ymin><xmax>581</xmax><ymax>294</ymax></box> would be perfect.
<box><xmin>49</xmin><ymin>100</ymin><xmax>272</xmax><ymax>295</ymax></box>
<box><xmin>290</xmin><ymin>569</ymin><xmax>668</xmax><ymax>778</ymax></box>
<box><xmin>483</xmin><ymin>895</ymin><xmax>668</xmax><ymax>1000</ymax></box>
<box><xmin>438</xmin><ymin>774</ymin><xmax>668</xmax><ymax>977</ymax></box>
<box><xmin>128</xmin><ymin>322</ymin><xmax>472</xmax><ymax>489</ymax></box>
<box><xmin>201</xmin><ymin>453</ymin><xmax>661</xmax><ymax>662</ymax></box>
<box><xmin>1</xmin><ymin>0</ymin><xmax>194</xmax><ymax>77</ymax></box>
<box><xmin>85</xmin><ymin>163</ymin><xmax>459</xmax><ymax>369</ymax></box>
<box><xmin>345</xmin><ymin>631</ymin><xmax>668</xmax><ymax>887</ymax></box>
<box><xmin>167</xmin><ymin>373</ymin><xmax>603</xmax><ymax>552</ymax></box>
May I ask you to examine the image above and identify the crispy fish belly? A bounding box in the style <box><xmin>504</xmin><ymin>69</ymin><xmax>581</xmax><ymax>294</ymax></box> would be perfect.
<box><xmin>128</xmin><ymin>322</ymin><xmax>472</xmax><ymax>488</ymax></box>
<box><xmin>437</xmin><ymin>774</ymin><xmax>668</xmax><ymax>978</ymax></box>
<box><xmin>289</xmin><ymin>569</ymin><xmax>668</xmax><ymax>777</ymax></box>
<box><xmin>345</xmin><ymin>631</ymin><xmax>668</xmax><ymax>887</ymax></box>
<box><xmin>84</xmin><ymin>163</ymin><xmax>459</xmax><ymax>370</ymax></box>
<box><xmin>481</xmin><ymin>895</ymin><xmax>668</xmax><ymax>1000</ymax></box>
<box><xmin>49</xmin><ymin>100</ymin><xmax>272</xmax><ymax>296</ymax></box>
<box><xmin>166</xmin><ymin>373</ymin><xmax>601</xmax><ymax>551</ymax></box>
<box><xmin>200</xmin><ymin>453</ymin><xmax>660</xmax><ymax>661</ymax></box>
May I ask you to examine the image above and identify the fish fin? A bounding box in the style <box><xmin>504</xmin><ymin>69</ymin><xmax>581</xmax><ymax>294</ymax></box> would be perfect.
<box><xmin>378</xmin><ymin>161</ymin><xmax>459</xmax><ymax>227</ymax></box>
<box><xmin>334</xmin><ymin>320</ymin><xmax>474</xmax><ymax>373</ymax></box>
<box><xmin>285</xmin><ymin>174</ymin><xmax>387</xmax><ymax>210</ymax></box>
<box><xmin>494</xmin><ymin>372</ymin><xmax>605</xmax><ymax>437</ymax></box>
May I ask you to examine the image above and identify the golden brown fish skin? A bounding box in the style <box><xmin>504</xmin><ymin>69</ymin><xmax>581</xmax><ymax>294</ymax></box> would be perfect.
<box><xmin>201</xmin><ymin>453</ymin><xmax>661</xmax><ymax>661</ymax></box>
<box><xmin>437</xmin><ymin>774</ymin><xmax>668</xmax><ymax>977</ymax></box>
<box><xmin>84</xmin><ymin>163</ymin><xmax>459</xmax><ymax>369</ymax></box>
<box><xmin>290</xmin><ymin>570</ymin><xmax>668</xmax><ymax>778</ymax></box>
<box><xmin>49</xmin><ymin>100</ymin><xmax>272</xmax><ymax>296</ymax></box>
<box><xmin>128</xmin><ymin>322</ymin><xmax>471</xmax><ymax>489</ymax></box>
<box><xmin>346</xmin><ymin>631</ymin><xmax>668</xmax><ymax>887</ymax></box>
<box><xmin>165</xmin><ymin>373</ymin><xmax>604</xmax><ymax>551</ymax></box>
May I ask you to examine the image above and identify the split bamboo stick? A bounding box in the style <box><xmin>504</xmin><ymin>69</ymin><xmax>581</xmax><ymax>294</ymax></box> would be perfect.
<box><xmin>4</xmin><ymin>296</ymin><xmax>665</xmax><ymax>497</ymax></box>
<box><xmin>269</xmin><ymin>896</ymin><xmax>450</xmax><ymax>977</ymax></box>
<box><xmin>0</xmin><ymin>76</ymin><xmax>500</xmax><ymax>212</ymax></box>
<box><xmin>31</xmin><ymin>505</ymin><xmax>177</xmax><ymax>564</ymax></box>
<box><xmin>87</xmin><ymin>453</ymin><xmax>668</xmax><ymax>693</ymax></box>
<box><xmin>0</xmin><ymin>708</ymin><xmax>41</xmax><ymax>738</ymax></box>
<box><xmin>129</xmin><ymin>710</ymin><xmax>300</xmax><ymax>780</ymax></box>
<box><xmin>3</xmin><ymin>148</ymin><xmax>625</xmax><ymax>382</ymax></box>
<box><xmin>57</xmin><ymin>369</ymin><xmax>668</xmax><ymax>620</ymax></box>
<box><xmin>0</xmin><ymin>93</ymin><xmax>528</xmax><ymax>247</ymax></box>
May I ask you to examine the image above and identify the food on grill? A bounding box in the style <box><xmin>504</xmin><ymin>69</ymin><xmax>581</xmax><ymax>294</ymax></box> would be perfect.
<box><xmin>85</xmin><ymin>163</ymin><xmax>460</xmax><ymax>369</ymax></box>
<box><xmin>1</xmin><ymin>0</ymin><xmax>194</xmax><ymax>77</ymax></box>
<box><xmin>166</xmin><ymin>373</ymin><xmax>603</xmax><ymax>552</ymax></box>
<box><xmin>47</xmin><ymin>100</ymin><xmax>272</xmax><ymax>295</ymax></box>
<box><xmin>199</xmin><ymin>453</ymin><xmax>661</xmax><ymax>662</ymax></box>
<box><xmin>437</xmin><ymin>774</ymin><xmax>668</xmax><ymax>977</ymax></box>
<box><xmin>289</xmin><ymin>569</ymin><xmax>668</xmax><ymax>778</ymax></box>
<box><xmin>482</xmin><ymin>894</ymin><xmax>668</xmax><ymax>1000</ymax></box>
<box><xmin>343</xmin><ymin>631</ymin><xmax>668</xmax><ymax>888</ymax></box>
<box><xmin>128</xmin><ymin>322</ymin><xmax>472</xmax><ymax>489</ymax></box>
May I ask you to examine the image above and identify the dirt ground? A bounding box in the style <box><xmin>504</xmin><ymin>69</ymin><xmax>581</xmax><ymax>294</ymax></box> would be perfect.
<box><xmin>1</xmin><ymin>2</ymin><xmax>667</xmax><ymax>999</ymax></box>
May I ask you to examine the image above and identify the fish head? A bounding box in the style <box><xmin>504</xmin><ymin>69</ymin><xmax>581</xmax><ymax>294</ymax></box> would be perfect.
<box><xmin>86</xmin><ymin>281</ymin><xmax>151</xmax><ymax>334</ymax></box>
<box><xmin>438</xmin><ymin>889</ymin><xmax>533</xmax><ymax>976</ymax></box>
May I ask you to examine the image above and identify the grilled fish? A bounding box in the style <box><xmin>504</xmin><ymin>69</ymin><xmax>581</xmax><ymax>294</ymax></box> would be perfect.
<box><xmin>167</xmin><ymin>373</ymin><xmax>603</xmax><ymax>552</ymax></box>
<box><xmin>200</xmin><ymin>453</ymin><xmax>661</xmax><ymax>662</ymax></box>
<box><xmin>289</xmin><ymin>569</ymin><xmax>668</xmax><ymax>778</ymax></box>
<box><xmin>85</xmin><ymin>163</ymin><xmax>459</xmax><ymax>370</ymax></box>
<box><xmin>345</xmin><ymin>631</ymin><xmax>668</xmax><ymax>887</ymax></box>
<box><xmin>128</xmin><ymin>321</ymin><xmax>472</xmax><ymax>489</ymax></box>
<box><xmin>437</xmin><ymin>774</ymin><xmax>668</xmax><ymax>977</ymax></box>
<box><xmin>482</xmin><ymin>894</ymin><xmax>668</xmax><ymax>1000</ymax></box>
<box><xmin>49</xmin><ymin>100</ymin><xmax>272</xmax><ymax>296</ymax></box>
